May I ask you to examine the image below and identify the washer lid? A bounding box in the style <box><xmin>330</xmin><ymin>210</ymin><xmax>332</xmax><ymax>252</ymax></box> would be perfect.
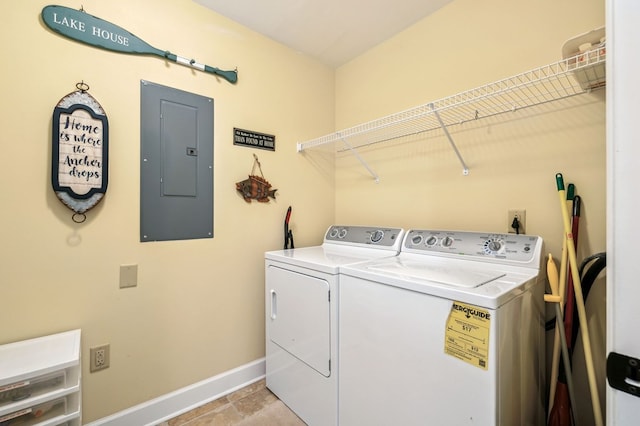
<box><xmin>341</xmin><ymin>254</ymin><xmax>540</xmax><ymax>308</ymax></box>
<box><xmin>367</xmin><ymin>260</ymin><xmax>506</xmax><ymax>288</ymax></box>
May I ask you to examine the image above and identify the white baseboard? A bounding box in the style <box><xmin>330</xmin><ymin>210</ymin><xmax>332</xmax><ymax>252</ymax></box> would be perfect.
<box><xmin>84</xmin><ymin>358</ymin><xmax>265</xmax><ymax>426</ymax></box>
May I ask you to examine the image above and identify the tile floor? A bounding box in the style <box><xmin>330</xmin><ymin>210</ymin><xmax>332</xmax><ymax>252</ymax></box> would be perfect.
<box><xmin>158</xmin><ymin>379</ymin><xmax>306</xmax><ymax>426</ymax></box>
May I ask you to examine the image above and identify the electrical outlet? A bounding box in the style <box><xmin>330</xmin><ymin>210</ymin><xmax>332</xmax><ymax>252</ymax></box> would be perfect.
<box><xmin>90</xmin><ymin>344</ymin><xmax>110</xmax><ymax>372</ymax></box>
<box><xmin>508</xmin><ymin>209</ymin><xmax>526</xmax><ymax>234</ymax></box>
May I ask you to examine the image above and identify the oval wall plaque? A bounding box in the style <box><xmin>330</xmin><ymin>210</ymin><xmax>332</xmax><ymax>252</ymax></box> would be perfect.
<box><xmin>52</xmin><ymin>82</ymin><xmax>109</xmax><ymax>222</ymax></box>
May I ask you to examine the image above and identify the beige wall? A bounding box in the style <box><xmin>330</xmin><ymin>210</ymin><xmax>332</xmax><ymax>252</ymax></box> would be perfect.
<box><xmin>335</xmin><ymin>0</ymin><xmax>605</xmax><ymax>263</ymax></box>
<box><xmin>0</xmin><ymin>0</ymin><xmax>334</xmax><ymax>422</ymax></box>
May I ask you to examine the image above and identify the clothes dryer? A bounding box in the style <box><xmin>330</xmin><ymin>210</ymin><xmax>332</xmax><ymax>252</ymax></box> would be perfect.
<box><xmin>265</xmin><ymin>225</ymin><xmax>404</xmax><ymax>426</ymax></box>
<box><xmin>339</xmin><ymin>229</ymin><xmax>545</xmax><ymax>426</ymax></box>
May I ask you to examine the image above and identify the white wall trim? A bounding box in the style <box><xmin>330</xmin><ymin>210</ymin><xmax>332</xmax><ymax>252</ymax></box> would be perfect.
<box><xmin>84</xmin><ymin>358</ymin><xmax>265</xmax><ymax>426</ymax></box>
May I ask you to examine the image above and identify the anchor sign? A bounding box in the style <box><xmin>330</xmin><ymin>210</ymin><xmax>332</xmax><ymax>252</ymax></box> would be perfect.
<box><xmin>52</xmin><ymin>82</ymin><xmax>109</xmax><ymax>223</ymax></box>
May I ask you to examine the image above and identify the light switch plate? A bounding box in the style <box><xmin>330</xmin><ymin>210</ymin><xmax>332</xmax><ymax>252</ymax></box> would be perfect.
<box><xmin>119</xmin><ymin>264</ymin><xmax>138</xmax><ymax>288</ymax></box>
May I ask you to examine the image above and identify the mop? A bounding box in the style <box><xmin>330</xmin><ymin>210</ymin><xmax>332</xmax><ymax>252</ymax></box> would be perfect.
<box><xmin>547</xmin><ymin>185</ymin><xmax>573</xmax><ymax>414</ymax></box>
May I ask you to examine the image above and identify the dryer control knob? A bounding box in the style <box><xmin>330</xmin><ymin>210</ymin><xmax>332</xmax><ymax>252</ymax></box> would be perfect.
<box><xmin>370</xmin><ymin>230</ymin><xmax>384</xmax><ymax>243</ymax></box>
<box><xmin>441</xmin><ymin>236</ymin><xmax>454</xmax><ymax>247</ymax></box>
<box><xmin>425</xmin><ymin>236</ymin><xmax>438</xmax><ymax>247</ymax></box>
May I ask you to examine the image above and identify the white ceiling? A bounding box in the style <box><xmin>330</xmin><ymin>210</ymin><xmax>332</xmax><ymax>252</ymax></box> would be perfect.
<box><xmin>194</xmin><ymin>0</ymin><xmax>453</xmax><ymax>67</ymax></box>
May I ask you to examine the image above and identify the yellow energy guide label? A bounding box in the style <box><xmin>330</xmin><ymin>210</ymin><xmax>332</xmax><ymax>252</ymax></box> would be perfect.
<box><xmin>444</xmin><ymin>301</ymin><xmax>490</xmax><ymax>370</ymax></box>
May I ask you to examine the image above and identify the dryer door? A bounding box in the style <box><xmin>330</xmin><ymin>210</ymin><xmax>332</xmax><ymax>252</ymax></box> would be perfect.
<box><xmin>267</xmin><ymin>265</ymin><xmax>331</xmax><ymax>376</ymax></box>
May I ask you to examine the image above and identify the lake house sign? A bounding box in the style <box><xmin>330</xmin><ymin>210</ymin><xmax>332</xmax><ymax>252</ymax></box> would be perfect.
<box><xmin>52</xmin><ymin>82</ymin><xmax>109</xmax><ymax>223</ymax></box>
<box><xmin>41</xmin><ymin>5</ymin><xmax>238</xmax><ymax>84</ymax></box>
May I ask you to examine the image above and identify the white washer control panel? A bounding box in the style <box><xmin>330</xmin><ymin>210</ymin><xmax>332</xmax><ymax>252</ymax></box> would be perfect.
<box><xmin>403</xmin><ymin>229</ymin><xmax>540</xmax><ymax>263</ymax></box>
<box><xmin>325</xmin><ymin>225</ymin><xmax>404</xmax><ymax>247</ymax></box>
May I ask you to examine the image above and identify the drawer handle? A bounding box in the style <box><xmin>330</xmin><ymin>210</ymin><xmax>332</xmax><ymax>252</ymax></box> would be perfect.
<box><xmin>270</xmin><ymin>289</ymin><xmax>277</xmax><ymax>320</ymax></box>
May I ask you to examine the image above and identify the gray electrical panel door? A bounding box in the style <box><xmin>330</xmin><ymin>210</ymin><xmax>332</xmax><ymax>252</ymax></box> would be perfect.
<box><xmin>140</xmin><ymin>80</ymin><xmax>213</xmax><ymax>242</ymax></box>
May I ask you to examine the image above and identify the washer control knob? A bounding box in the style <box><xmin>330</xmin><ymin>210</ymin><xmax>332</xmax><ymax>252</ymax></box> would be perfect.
<box><xmin>411</xmin><ymin>235</ymin><xmax>423</xmax><ymax>245</ymax></box>
<box><xmin>483</xmin><ymin>237</ymin><xmax>503</xmax><ymax>254</ymax></box>
<box><xmin>338</xmin><ymin>228</ymin><xmax>348</xmax><ymax>239</ymax></box>
<box><xmin>370</xmin><ymin>230</ymin><xmax>384</xmax><ymax>243</ymax></box>
<box><xmin>329</xmin><ymin>228</ymin><xmax>339</xmax><ymax>238</ymax></box>
<box><xmin>425</xmin><ymin>236</ymin><xmax>438</xmax><ymax>247</ymax></box>
<box><xmin>441</xmin><ymin>236</ymin><xmax>454</xmax><ymax>247</ymax></box>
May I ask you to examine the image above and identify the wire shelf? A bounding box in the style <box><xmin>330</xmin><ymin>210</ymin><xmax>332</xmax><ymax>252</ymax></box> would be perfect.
<box><xmin>297</xmin><ymin>45</ymin><xmax>606</xmax><ymax>177</ymax></box>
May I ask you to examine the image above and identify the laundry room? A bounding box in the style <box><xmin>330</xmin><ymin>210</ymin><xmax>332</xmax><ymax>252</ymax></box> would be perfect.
<box><xmin>0</xmin><ymin>0</ymin><xmax>609</xmax><ymax>425</ymax></box>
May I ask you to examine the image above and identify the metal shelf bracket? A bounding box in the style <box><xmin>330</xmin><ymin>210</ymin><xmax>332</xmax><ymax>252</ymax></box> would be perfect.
<box><xmin>430</xmin><ymin>103</ymin><xmax>469</xmax><ymax>176</ymax></box>
<box><xmin>339</xmin><ymin>133</ymin><xmax>380</xmax><ymax>183</ymax></box>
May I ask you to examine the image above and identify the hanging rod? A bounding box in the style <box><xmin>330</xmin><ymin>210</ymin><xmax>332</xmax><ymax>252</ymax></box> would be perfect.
<box><xmin>296</xmin><ymin>45</ymin><xmax>605</xmax><ymax>179</ymax></box>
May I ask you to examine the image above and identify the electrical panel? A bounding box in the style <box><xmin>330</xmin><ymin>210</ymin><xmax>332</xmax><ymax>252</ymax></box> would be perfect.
<box><xmin>140</xmin><ymin>80</ymin><xmax>214</xmax><ymax>242</ymax></box>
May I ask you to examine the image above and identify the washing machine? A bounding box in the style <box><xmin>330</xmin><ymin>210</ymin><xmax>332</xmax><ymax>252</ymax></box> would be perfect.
<box><xmin>338</xmin><ymin>229</ymin><xmax>546</xmax><ymax>426</ymax></box>
<box><xmin>265</xmin><ymin>225</ymin><xmax>405</xmax><ymax>426</ymax></box>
